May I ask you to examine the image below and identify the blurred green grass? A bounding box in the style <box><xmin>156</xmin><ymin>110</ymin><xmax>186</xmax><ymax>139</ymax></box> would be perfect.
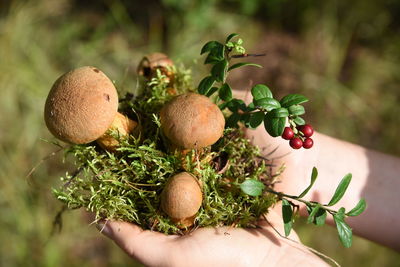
<box><xmin>0</xmin><ymin>0</ymin><xmax>399</xmax><ymax>266</ymax></box>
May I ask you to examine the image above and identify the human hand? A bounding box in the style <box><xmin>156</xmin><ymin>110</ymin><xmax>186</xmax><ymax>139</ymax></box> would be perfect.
<box><xmin>97</xmin><ymin>209</ymin><xmax>328</xmax><ymax>267</ymax></box>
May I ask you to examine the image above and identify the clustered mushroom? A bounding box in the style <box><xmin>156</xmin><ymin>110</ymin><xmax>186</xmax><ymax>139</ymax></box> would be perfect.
<box><xmin>137</xmin><ymin>52</ymin><xmax>174</xmax><ymax>81</ymax></box>
<box><xmin>160</xmin><ymin>92</ymin><xmax>225</xmax><ymax>152</ymax></box>
<box><xmin>161</xmin><ymin>172</ymin><xmax>203</xmax><ymax>228</ymax></box>
<box><xmin>159</xmin><ymin>92</ymin><xmax>225</xmax><ymax>227</ymax></box>
<box><xmin>44</xmin><ymin>66</ymin><xmax>138</xmax><ymax>151</ymax></box>
<box><xmin>45</xmin><ymin>58</ymin><xmax>226</xmax><ymax>229</ymax></box>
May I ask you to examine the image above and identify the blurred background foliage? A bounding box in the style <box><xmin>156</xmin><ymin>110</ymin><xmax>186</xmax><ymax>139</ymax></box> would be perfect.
<box><xmin>0</xmin><ymin>0</ymin><xmax>399</xmax><ymax>266</ymax></box>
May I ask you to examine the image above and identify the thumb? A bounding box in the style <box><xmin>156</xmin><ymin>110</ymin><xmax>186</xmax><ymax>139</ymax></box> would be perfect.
<box><xmin>97</xmin><ymin>220</ymin><xmax>176</xmax><ymax>266</ymax></box>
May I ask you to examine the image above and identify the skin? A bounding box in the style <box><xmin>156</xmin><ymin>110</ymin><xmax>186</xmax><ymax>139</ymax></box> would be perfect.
<box><xmin>97</xmin><ymin>209</ymin><xmax>328</xmax><ymax>267</ymax></box>
<box><xmin>97</xmin><ymin>90</ymin><xmax>400</xmax><ymax>265</ymax></box>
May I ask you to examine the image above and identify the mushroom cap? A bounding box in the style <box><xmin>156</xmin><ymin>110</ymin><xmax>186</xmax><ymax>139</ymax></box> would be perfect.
<box><xmin>137</xmin><ymin>52</ymin><xmax>174</xmax><ymax>78</ymax></box>
<box><xmin>161</xmin><ymin>172</ymin><xmax>202</xmax><ymax>225</ymax></box>
<box><xmin>160</xmin><ymin>93</ymin><xmax>225</xmax><ymax>149</ymax></box>
<box><xmin>44</xmin><ymin>66</ymin><xmax>119</xmax><ymax>144</ymax></box>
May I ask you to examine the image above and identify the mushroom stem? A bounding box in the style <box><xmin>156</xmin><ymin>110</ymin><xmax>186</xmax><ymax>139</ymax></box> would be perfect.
<box><xmin>96</xmin><ymin>112</ymin><xmax>140</xmax><ymax>151</ymax></box>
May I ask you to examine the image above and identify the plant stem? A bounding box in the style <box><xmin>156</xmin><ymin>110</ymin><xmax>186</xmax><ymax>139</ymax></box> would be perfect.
<box><xmin>264</xmin><ymin>187</ymin><xmax>338</xmax><ymax>215</ymax></box>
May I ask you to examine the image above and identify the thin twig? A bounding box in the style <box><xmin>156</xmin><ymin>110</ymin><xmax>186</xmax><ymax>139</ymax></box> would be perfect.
<box><xmin>262</xmin><ymin>214</ymin><xmax>340</xmax><ymax>267</ymax></box>
<box><xmin>26</xmin><ymin>146</ymin><xmax>64</xmax><ymax>180</ymax></box>
<box><xmin>231</xmin><ymin>53</ymin><xmax>266</xmax><ymax>58</ymax></box>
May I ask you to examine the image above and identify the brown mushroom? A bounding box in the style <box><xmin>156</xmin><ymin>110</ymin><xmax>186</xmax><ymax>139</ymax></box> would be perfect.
<box><xmin>44</xmin><ymin>66</ymin><xmax>138</xmax><ymax>150</ymax></box>
<box><xmin>160</xmin><ymin>93</ymin><xmax>225</xmax><ymax>151</ymax></box>
<box><xmin>161</xmin><ymin>172</ymin><xmax>203</xmax><ymax>228</ymax></box>
<box><xmin>137</xmin><ymin>52</ymin><xmax>174</xmax><ymax>81</ymax></box>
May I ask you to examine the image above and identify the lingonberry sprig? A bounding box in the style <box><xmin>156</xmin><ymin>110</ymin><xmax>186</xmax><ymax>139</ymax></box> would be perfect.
<box><xmin>240</xmin><ymin>167</ymin><xmax>367</xmax><ymax>248</ymax></box>
<box><xmin>198</xmin><ymin>34</ymin><xmax>367</xmax><ymax>248</ymax></box>
<box><xmin>198</xmin><ymin>33</ymin><xmax>313</xmax><ymax>150</ymax></box>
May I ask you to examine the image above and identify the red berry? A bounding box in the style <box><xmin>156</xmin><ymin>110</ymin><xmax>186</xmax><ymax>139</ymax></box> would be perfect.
<box><xmin>282</xmin><ymin>127</ymin><xmax>294</xmax><ymax>140</ymax></box>
<box><xmin>289</xmin><ymin>137</ymin><xmax>303</xmax><ymax>149</ymax></box>
<box><xmin>298</xmin><ymin>124</ymin><xmax>314</xmax><ymax>137</ymax></box>
<box><xmin>303</xmin><ymin>138</ymin><xmax>314</xmax><ymax>149</ymax></box>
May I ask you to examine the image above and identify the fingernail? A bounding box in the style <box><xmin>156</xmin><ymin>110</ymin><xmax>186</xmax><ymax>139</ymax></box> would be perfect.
<box><xmin>96</xmin><ymin>220</ymin><xmax>112</xmax><ymax>237</ymax></box>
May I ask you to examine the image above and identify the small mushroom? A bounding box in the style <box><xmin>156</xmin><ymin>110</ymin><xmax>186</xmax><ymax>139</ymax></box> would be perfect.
<box><xmin>160</xmin><ymin>93</ymin><xmax>225</xmax><ymax>151</ymax></box>
<box><xmin>161</xmin><ymin>172</ymin><xmax>203</xmax><ymax>228</ymax></box>
<box><xmin>44</xmin><ymin>66</ymin><xmax>138</xmax><ymax>150</ymax></box>
<box><xmin>137</xmin><ymin>52</ymin><xmax>174</xmax><ymax>81</ymax></box>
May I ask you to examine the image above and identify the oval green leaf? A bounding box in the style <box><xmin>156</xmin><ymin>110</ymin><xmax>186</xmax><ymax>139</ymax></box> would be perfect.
<box><xmin>269</xmin><ymin>107</ymin><xmax>289</xmax><ymax>118</ymax></box>
<box><xmin>226</xmin><ymin>33</ymin><xmax>239</xmax><ymax>43</ymax></box>
<box><xmin>226</xmin><ymin>99</ymin><xmax>246</xmax><ymax>112</ymax></box>
<box><xmin>282</xmin><ymin>199</ymin><xmax>293</xmax><ymax>237</ymax></box>
<box><xmin>206</xmin><ymin>86</ymin><xmax>218</xmax><ymax>97</ymax></box>
<box><xmin>288</xmin><ymin>105</ymin><xmax>305</xmax><ymax>116</ymax></box>
<box><xmin>211</xmin><ymin>59</ymin><xmax>229</xmax><ymax>82</ymax></box>
<box><xmin>307</xmin><ymin>204</ymin><xmax>321</xmax><ymax>224</ymax></box>
<box><xmin>315</xmin><ymin>209</ymin><xmax>327</xmax><ymax>226</ymax></box>
<box><xmin>226</xmin><ymin>112</ymin><xmax>241</xmax><ymax>128</ymax></box>
<box><xmin>254</xmin><ymin>97</ymin><xmax>280</xmax><ymax>111</ymax></box>
<box><xmin>219</xmin><ymin>83</ymin><xmax>232</xmax><ymax>101</ymax></box>
<box><xmin>247</xmin><ymin>111</ymin><xmax>265</xmax><ymax>129</ymax></box>
<box><xmin>228</xmin><ymin>62</ymin><xmax>262</xmax><ymax>71</ymax></box>
<box><xmin>198</xmin><ymin>76</ymin><xmax>215</xmax><ymax>95</ymax></box>
<box><xmin>240</xmin><ymin>179</ymin><xmax>265</xmax><ymax>197</ymax></box>
<box><xmin>346</xmin><ymin>198</ymin><xmax>367</xmax><ymax>217</ymax></box>
<box><xmin>251</xmin><ymin>84</ymin><xmax>273</xmax><ymax>100</ymax></box>
<box><xmin>201</xmin><ymin>41</ymin><xmax>222</xmax><ymax>55</ymax></box>
<box><xmin>327</xmin><ymin>173</ymin><xmax>352</xmax><ymax>206</ymax></box>
<box><xmin>298</xmin><ymin>167</ymin><xmax>318</xmax><ymax>198</ymax></box>
<box><xmin>264</xmin><ymin>113</ymin><xmax>286</xmax><ymax>137</ymax></box>
<box><xmin>293</xmin><ymin>116</ymin><xmax>305</xmax><ymax>126</ymax></box>
<box><xmin>334</xmin><ymin>213</ymin><xmax>353</xmax><ymax>248</ymax></box>
<box><xmin>280</xmin><ymin>94</ymin><xmax>309</xmax><ymax>108</ymax></box>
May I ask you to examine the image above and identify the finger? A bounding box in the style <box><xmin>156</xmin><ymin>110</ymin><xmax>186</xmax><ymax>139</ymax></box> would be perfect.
<box><xmin>97</xmin><ymin>220</ymin><xmax>176</xmax><ymax>266</ymax></box>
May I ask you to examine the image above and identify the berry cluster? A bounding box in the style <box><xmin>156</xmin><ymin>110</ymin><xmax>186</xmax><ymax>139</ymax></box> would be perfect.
<box><xmin>282</xmin><ymin>124</ymin><xmax>314</xmax><ymax>149</ymax></box>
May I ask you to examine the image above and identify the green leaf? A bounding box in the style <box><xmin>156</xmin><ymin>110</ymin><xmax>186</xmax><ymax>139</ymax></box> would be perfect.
<box><xmin>204</xmin><ymin>43</ymin><xmax>225</xmax><ymax>64</ymax></box>
<box><xmin>247</xmin><ymin>111</ymin><xmax>264</xmax><ymax>129</ymax></box>
<box><xmin>288</xmin><ymin>105</ymin><xmax>305</xmax><ymax>116</ymax></box>
<box><xmin>226</xmin><ymin>99</ymin><xmax>246</xmax><ymax>112</ymax></box>
<box><xmin>264</xmin><ymin>113</ymin><xmax>286</xmax><ymax>137</ymax></box>
<box><xmin>226</xmin><ymin>33</ymin><xmax>239</xmax><ymax>43</ymax></box>
<box><xmin>218</xmin><ymin>83</ymin><xmax>232</xmax><ymax>101</ymax></box>
<box><xmin>315</xmin><ymin>209</ymin><xmax>327</xmax><ymax>226</ymax></box>
<box><xmin>298</xmin><ymin>167</ymin><xmax>318</xmax><ymax>198</ymax></box>
<box><xmin>228</xmin><ymin>62</ymin><xmax>262</xmax><ymax>71</ymax></box>
<box><xmin>246</xmin><ymin>102</ymin><xmax>256</xmax><ymax>111</ymax></box>
<box><xmin>251</xmin><ymin>84</ymin><xmax>273</xmax><ymax>100</ymax></box>
<box><xmin>254</xmin><ymin>98</ymin><xmax>281</xmax><ymax>111</ymax></box>
<box><xmin>198</xmin><ymin>76</ymin><xmax>215</xmax><ymax>95</ymax></box>
<box><xmin>204</xmin><ymin>53</ymin><xmax>221</xmax><ymax>64</ymax></box>
<box><xmin>327</xmin><ymin>174</ymin><xmax>352</xmax><ymax>206</ymax></box>
<box><xmin>226</xmin><ymin>112</ymin><xmax>241</xmax><ymax>128</ymax></box>
<box><xmin>240</xmin><ymin>179</ymin><xmax>265</xmax><ymax>197</ymax></box>
<box><xmin>334</xmin><ymin>211</ymin><xmax>353</xmax><ymax>248</ymax></box>
<box><xmin>206</xmin><ymin>87</ymin><xmax>218</xmax><ymax>97</ymax></box>
<box><xmin>200</xmin><ymin>41</ymin><xmax>222</xmax><ymax>55</ymax></box>
<box><xmin>307</xmin><ymin>204</ymin><xmax>321</xmax><ymax>224</ymax></box>
<box><xmin>293</xmin><ymin>116</ymin><xmax>305</xmax><ymax>125</ymax></box>
<box><xmin>269</xmin><ymin>107</ymin><xmax>289</xmax><ymax>118</ymax></box>
<box><xmin>282</xmin><ymin>199</ymin><xmax>293</xmax><ymax>237</ymax></box>
<box><xmin>346</xmin><ymin>198</ymin><xmax>367</xmax><ymax>216</ymax></box>
<box><xmin>280</xmin><ymin>94</ymin><xmax>309</xmax><ymax>108</ymax></box>
<box><xmin>211</xmin><ymin>60</ymin><xmax>229</xmax><ymax>82</ymax></box>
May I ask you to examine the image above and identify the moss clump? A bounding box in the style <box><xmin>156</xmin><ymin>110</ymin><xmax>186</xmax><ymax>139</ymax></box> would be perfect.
<box><xmin>53</xmin><ymin>65</ymin><xmax>278</xmax><ymax>234</ymax></box>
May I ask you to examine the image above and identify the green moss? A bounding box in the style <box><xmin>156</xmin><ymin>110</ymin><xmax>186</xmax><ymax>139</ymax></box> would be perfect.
<box><xmin>53</xmin><ymin>65</ymin><xmax>278</xmax><ymax>234</ymax></box>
